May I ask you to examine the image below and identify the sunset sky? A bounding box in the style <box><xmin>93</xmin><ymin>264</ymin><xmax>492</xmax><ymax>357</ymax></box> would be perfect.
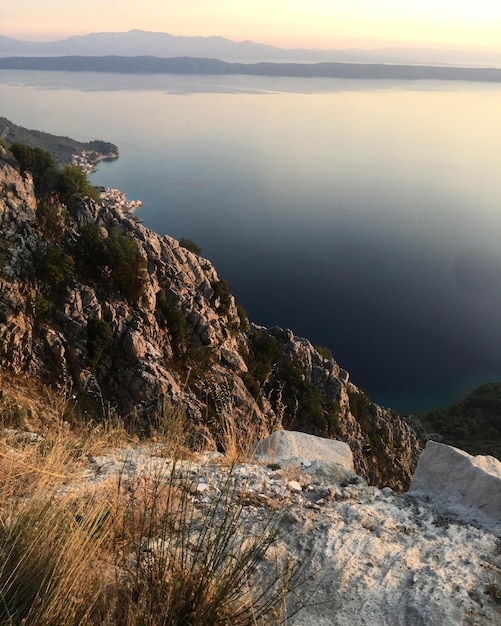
<box><xmin>3</xmin><ymin>0</ymin><xmax>501</xmax><ymax>51</ymax></box>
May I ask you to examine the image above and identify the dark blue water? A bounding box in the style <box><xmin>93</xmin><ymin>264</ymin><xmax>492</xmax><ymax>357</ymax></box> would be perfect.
<box><xmin>1</xmin><ymin>71</ymin><xmax>501</xmax><ymax>413</ymax></box>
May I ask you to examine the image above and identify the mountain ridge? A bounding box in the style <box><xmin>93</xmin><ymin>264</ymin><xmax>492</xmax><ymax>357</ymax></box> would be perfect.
<box><xmin>1</xmin><ymin>29</ymin><xmax>501</xmax><ymax>67</ymax></box>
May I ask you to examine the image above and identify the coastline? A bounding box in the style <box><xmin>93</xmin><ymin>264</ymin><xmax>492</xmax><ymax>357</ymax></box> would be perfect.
<box><xmin>71</xmin><ymin>148</ymin><xmax>119</xmax><ymax>174</ymax></box>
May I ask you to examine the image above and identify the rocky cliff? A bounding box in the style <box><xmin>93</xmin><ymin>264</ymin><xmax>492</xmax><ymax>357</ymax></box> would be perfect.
<box><xmin>0</xmin><ymin>146</ymin><xmax>421</xmax><ymax>489</ymax></box>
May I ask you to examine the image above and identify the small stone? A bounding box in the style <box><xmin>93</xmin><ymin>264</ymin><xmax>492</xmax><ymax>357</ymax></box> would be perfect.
<box><xmin>287</xmin><ymin>480</ymin><xmax>302</xmax><ymax>493</ymax></box>
<box><xmin>305</xmin><ymin>503</ymin><xmax>321</xmax><ymax>510</ymax></box>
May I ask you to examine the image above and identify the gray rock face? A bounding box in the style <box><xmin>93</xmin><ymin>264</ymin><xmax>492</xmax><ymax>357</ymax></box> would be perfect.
<box><xmin>254</xmin><ymin>429</ymin><xmax>354</xmax><ymax>471</ymax></box>
<box><xmin>409</xmin><ymin>441</ymin><xmax>501</xmax><ymax>531</ymax></box>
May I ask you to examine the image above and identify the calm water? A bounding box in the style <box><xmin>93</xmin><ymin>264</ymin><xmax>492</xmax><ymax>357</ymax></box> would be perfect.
<box><xmin>1</xmin><ymin>70</ymin><xmax>501</xmax><ymax>413</ymax></box>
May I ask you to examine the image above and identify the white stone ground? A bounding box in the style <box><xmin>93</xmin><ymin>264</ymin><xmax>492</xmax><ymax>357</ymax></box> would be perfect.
<box><xmin>78</xmin><ymin>442</ymin><xmax>501</xmax><ymax>626</ymax></box>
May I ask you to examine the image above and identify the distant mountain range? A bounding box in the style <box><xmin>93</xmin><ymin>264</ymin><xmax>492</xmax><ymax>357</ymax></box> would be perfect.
<box><xmin>1</xmin><ymin>55</ymin><xmax>501</xmax><ymax>82</ymax></box>
<box><xmin>1</xmin><ymin>30</ymin><xmax>501</xmax><ymax>67</ymax></box>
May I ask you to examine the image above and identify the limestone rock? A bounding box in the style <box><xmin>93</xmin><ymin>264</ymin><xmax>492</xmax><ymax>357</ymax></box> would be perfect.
<box><xmin>409</xmin><ymin>440</ymin><xmax>501</xmax><ymax>531</ymax></box>
<box><xmin>254</xmin><ymin>430</ymin><xmax>354</xmax><ymax>471</ymax></box>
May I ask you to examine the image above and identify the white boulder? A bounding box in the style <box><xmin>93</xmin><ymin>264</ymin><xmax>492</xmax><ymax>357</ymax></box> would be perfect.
<box><xmin>253</xmin><ymin>430</ymin><xmax>354</xmax><ymax>472</ymax></box>
<box><xmin>409</xmin><ymin>440</ymin><xmax>501</xmax><ymax>531</ymax></box>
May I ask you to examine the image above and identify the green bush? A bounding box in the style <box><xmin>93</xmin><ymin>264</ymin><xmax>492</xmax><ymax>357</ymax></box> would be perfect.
<box><xmin>87</xmin><ymin>318</ymin><xmax>114</xmax><ymax>373</ymax></box>
<box><xmin>74</xmin><ymin>223</ymin><xmax>108</xmax><ymax>280</ymax></box>
<box><xmin>242</xmin><ymin>328</ymin><xmax>342</xmax><ymax>436</ymax></box>
<box><xmin>236</xmin><ymin>304</ymin><xmax>250</xmax><ymax>333</ymax></box>
<box><xmin>156</xmin><ymin>289</ymin><xmax>189</xmax><ymax>354</ymax></box>
<box><xmin>179</xmin><ymin>237</ymin><xmax>202</xmax><ymax>255</ymax></box>
<box><xmin>420</xmin><ymin>381</ymin><xmax>501</xmax><ymax>458</ymax></box>
<box><xmin>26</xmin><ymin>292</ymin><xmax>50</xmax><ymax>326</ymax></box>
<box><xmin>73</xmin><ymin>226</ymin><xmax>147</xmax><ymax>302</ymax></box>
<box><xmin>34</xmin><ymin>243</ymin><xmax>75</xmax><ymax>288</ymax></box>
<box><xmin>106</xmin><ymin>229</ymin><xmax>147</xmax><ymax>302</ymax></box>
<box><xmin>211</xmin><ymin>280</ymin><xmax>232</xmax><ymax>316</ymax></box>
<box><xmin>10</xmin><ymin>142</ymin><xmax>100</xmax><ymax>207</ymax></box>
<box><xmin>54</xmin><ymin>164</ymin><xmax>100</xmax><ymax>207</ymax></box>
<box><xmin>0</xmin><ymin>237</ymin><xmax>9</xmax><ymax>275</ymax></box>
<box><xmin>347</xmin><ymin>389</ymin><xmax>371</xmax><ymax>419</ymax></box>
<box><xmin>36</xmin><ymin>201</ymin><xmax>67</xmax><ymax>243</ymax></box>
<box><xmin>0</xmin><ymin>140</ymin><xmax>13</xmax><ymax>159</ymax></box>
<box><xmin>10</xmin><ymin>143</ymin><xmax>56</xmax><ymax>197</ymax></box>
<box><xmin>315</xmin><ymin>345</ymin><xmax>334</xmax><ymax>361</ymax></box>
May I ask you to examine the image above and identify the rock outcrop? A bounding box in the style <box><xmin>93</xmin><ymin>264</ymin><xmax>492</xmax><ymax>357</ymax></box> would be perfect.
<box><xmin>0</xmin><ymin>150</ymin><xmax>422</xmax><ymax>489</ymax></box>
<box><xmin>254</xmin><ymin>429</ymin><xmax>354</xmax><ymax>471</ymax></box>
<box><xmin>409</xmin><ymin>441</ymin><xmax>501</xmax><ymax>531</ymax></box>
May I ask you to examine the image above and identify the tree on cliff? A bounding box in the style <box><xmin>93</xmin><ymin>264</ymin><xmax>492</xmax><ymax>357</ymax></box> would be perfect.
<box><xmin>10</xmin><ymin>142</ymin><xmax>99</xmax><ymax>205</ymax></box>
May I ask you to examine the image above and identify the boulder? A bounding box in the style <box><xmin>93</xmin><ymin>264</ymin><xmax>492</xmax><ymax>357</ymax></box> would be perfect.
<box><xmin>409</xmin><ymin>440</ymin><xmax>501</xmax><ymax>530</ymax></box>
<box><xmin>254</xmin><ymin>430</ymin><xmax>354</xmax><ymax>472</ymax></box>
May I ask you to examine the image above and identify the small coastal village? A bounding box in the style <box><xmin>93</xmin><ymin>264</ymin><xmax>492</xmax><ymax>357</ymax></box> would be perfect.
<box><xmin>72</xmin><ymin>149</ymin><xmax>143</xmax><ymax>212</ymax></box>
<box><xmin>98</xmin><ymin>185</ymin><xmax>143</xmax><ymax>213</ymax></box>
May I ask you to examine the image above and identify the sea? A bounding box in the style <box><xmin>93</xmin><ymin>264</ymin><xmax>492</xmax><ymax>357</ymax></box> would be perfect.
<box><xmin>1</xmin><ymin>69</ymin><xmax>501</xmax><ymax>414</ymax></box>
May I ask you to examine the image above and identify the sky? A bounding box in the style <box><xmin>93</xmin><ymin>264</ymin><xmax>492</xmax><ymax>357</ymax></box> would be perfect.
<box><xmin>3</xmin><ymin>0</ymin><xmax>501</xmax><ymax>51</ymax></box>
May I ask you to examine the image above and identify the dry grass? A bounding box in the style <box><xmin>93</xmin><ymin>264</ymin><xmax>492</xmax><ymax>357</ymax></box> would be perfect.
<box><xmin>208</xmin><ymin>380</ymin><xmax>273</xmax><ymax>466</ymax></box>
<box><xmin>0</xmin><ymin>378</ymin><xmax>300</xmax><ymax>625</ymax></box>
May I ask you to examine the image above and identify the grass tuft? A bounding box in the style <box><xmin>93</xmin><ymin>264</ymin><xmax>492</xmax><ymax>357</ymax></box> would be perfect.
<box><xmin>0</xmin><ymin>378</ymin><xmax>302</xmax><ymax>625</ymax></box>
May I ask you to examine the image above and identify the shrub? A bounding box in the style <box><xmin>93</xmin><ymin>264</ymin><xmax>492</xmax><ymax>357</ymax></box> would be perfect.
<box><xmin>0</xmin><ymin>237</ymin><xmax>9</xmax><ymax>275</ymax></box>
<box><xmin>54</xmin><ymin>164</ymin><xmax>100</xmax><ymax>207</ymax></box>
<box><xmin>0</xmin><ymin>140</ymin><xmax>13</xmax><ymax>159</ymax></box>
<box><xmin>106</xmin><ymin>229</ymin><xmax>147</xmax><ymax>302</ymax></box>
<box><xmin>315</xmin><ymin>345</ymin><xmax>334</xmax><ymax>361</ymax></box>
<box><xmin>242</xmin><ymin>329</ymin><xmax>343</xmax><ymax>437</ymax></box>
<box><xmin>10</xmin><ymin>143</ymin><xmax>56</xmax><ymax>197</ymax></box>
<box><xmin>156</xmin><ymin>289</ymin><xmax>189</xmax><ymax>354</ymax></box>
<box><xmin>211</xmin><ymin>280</ymin><xmax>232</xmax><ymax>316</ymax></box>
<box><xmin>347</xmin><ymin>388</ymin><xmax>371</xmax><ymax>419</ymax></box>
<box><xmin>108</xmin><ymin>461</ymin><xmax>296</xmax><ymax>626</ymax></box>
<box><xmin>236</xmin><ymin>304</ymin><xmax>250</xmax><ymax>333</ymax></box>
<box><xmin>87</xmin><ymin>318</ymin><xmax>114</xmax><ymax>373</ymax></box>
<box><xmin>74</xmin><ymin>226</ymin><xmax>147</xmax><ymax>302</ymax></box>
<box><xmin>179</xmin><ymin>237</ymin><xmax>202</xmax><ymax>255</ymax></box>
<box><xmin>34</xmin><ymin>243</ymin><xmax>75</xmax><ymax>287</ymax></box>
<box><xmin>26</xmin><ymin>292</ymin><xmax>50</xmax><ymax>326</ymax></box>
<box><xmin>74</xmin><ymin>223</ymin><xmax>109</xmax><ymax>280</ymax></box>
<box><xmin>36</xmin><ymin>201</ymin><xmax>67</xmax><ymax>242</ymax></box>
<box><xmin>0</xmin><ymin>396</ymin><xmax>29</xmax><ymax>429</ymax></box>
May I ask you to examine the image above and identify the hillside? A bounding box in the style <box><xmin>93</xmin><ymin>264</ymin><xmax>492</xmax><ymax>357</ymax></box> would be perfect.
<box><xmin>1</xmin><ymin>55</ymin><xmax>501</xmax><ymax>82</ymax></box>
<box><xmin>413</xmin><ymin>382</ymin><xmax>501</xmax><ymax>459</ymax></box>
<box><xmin>0</xmin><ymin>135</ymin><xmax>421</xmax><ymax>490</ymax></box>
<box><xmin>0</xmin><ymin>116</ymin><xmax>118</xmax><ymax>168</ymax></box>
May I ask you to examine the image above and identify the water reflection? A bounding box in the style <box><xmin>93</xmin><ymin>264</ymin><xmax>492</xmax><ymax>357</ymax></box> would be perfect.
<box><xmin>1</xmin><ymin>71</ymin><xmax>501</xmax><ymax>412</ymax></box>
